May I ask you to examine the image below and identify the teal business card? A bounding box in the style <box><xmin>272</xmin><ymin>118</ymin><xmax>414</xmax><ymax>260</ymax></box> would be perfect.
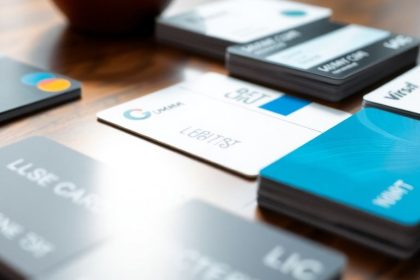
<box><xmin>259</xmin><ymin>108</ymin><xmax>420</xmax><ymax>257</ymax></box>
<box><xmin>261</xmin><ymin>108</ymin><xmax>420</xmax><ymax>226</ymax></box>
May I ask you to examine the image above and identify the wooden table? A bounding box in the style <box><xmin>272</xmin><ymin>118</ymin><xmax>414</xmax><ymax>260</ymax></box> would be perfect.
<box><xmin>1</xmin><ymin>0</ymin><xmax>420</xmax><ymax>279</ymax></box>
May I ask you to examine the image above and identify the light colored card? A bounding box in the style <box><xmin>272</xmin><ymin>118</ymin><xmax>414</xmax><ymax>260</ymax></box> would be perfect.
<box><xmin>97</xmin><ymin>73</ymin><xmax>350</xmax><ymax>178</ymax></box>
<box><xmin>364</xmin><ymin>66</ymin><xmax>420</xmax><ymax>117</ymax></box>
<box><xmin>161</xmin><ymin>0</ymin><xmax>331</xmax><ymax>43</ymax></box>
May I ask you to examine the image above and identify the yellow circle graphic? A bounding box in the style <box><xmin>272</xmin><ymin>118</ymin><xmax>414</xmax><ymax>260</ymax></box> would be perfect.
<box><xmin>37</xmin><ymin>78</ymin><xmax>71</xmax><ymax>92</ymax></box>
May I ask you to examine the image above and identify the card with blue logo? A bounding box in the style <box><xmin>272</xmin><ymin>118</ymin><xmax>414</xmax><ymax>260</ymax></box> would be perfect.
<box><xmin>97</xmin><ymin>73</ymin><xmax>350</xmax><ymax>178</ymax></box>
<box><xmin>364</xmin><ymin>65</ymin><xmax>420</xmax><ymax>118</ymax></box>
<box><xmin>0</xmin><ymin>57</ymin><xmax>81</xmax><ymax>124</ymax></box>
<box><xmin>259</xmin><ymin>108</ymin><xmax>420</xmax><ymax>258</ymax></box>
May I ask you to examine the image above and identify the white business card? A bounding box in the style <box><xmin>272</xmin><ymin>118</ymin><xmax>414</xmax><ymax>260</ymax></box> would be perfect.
<box><xmin>161</xmin><ymin>0</ymin><xmax>331</xmax><ymax>43</ymax></box>
<box><xmin>97</xmin><ymin>73</ymin><xmax>350</xmax><ymax>177</ymax></box>
<box><xmin>364</xmin><ymin>66</ymin><xmax>420</xmax><ymax>117</ymax></box>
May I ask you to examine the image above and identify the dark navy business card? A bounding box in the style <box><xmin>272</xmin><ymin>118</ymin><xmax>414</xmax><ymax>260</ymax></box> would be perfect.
<box><xmin>38</xmin><ymin>200</ymin><xmax>346</xmax><ymax>280</ymax></box>
<box><xmin>0</xmin><ymin>57</ymin><xmax>81</xmax><ymax>123</ymax></box>
<box><xmin>228</xmin><ymin>21</ymin><xmax>419</xmax><ymax>81</ymax></box>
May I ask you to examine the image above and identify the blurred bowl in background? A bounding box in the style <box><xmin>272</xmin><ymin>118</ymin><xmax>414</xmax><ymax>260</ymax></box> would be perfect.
<box><xmin>51</xmin><ymin>0</ymin><xmax>169</xmax><ymax>34</ymax></box>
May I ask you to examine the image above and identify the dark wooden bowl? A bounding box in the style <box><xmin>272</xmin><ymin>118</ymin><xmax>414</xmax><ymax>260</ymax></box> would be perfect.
<box><xmin>51</xmin><ymin>0</ymin><xmax>169</xmax><ymax>34</ymax></box>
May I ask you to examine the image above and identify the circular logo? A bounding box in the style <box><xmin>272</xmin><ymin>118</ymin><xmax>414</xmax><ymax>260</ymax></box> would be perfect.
<box><xmin>123</xmin><ymin>109</ymin><xmax>152</xmax><ymax>120</ymax></box>
<box><xmin>281</xmin><ymin>10</ymin><xmax>307</xmax><ymax>17</ymax></box>
<box><xmin>21</xmin><ymin>72</ymin><xmax>72</xmax><ymax>93</ymax></box>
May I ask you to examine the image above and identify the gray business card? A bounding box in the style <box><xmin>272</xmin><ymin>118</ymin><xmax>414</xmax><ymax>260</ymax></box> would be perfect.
<box><xmin>38</xmin><ymin>200</ymin><xmax>346</xmax><ymax>280</ymax></box>
<box><xmin>0</xmin><ymin>57</ymin><xmax>81</xmax><ymax>124</ymax></box>
<box><xmin>0</xmin><ymin>137</ymin><xmax>112</xmax><ymax>279</ymax></box>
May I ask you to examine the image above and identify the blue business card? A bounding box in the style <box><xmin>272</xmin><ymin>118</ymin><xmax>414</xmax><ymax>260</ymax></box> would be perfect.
<box><xmin>261</xmin><ymin>108</ymin><xmax>420</xmax><ymax>227</ymax></box>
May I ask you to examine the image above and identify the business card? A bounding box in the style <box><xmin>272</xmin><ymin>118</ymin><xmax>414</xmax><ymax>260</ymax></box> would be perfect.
<box><xmin>0</xmin><ymin>137</ymin><xmax>185</xmax><ymax>279</ymax></box>
<box><xmin>261</xmin><ymin>108</ymin><xmax>420</xmax><ymax>226</ymax></box>
<box><xmin>228</xmin><ymin>21</ymin><xmax>419</xmax><ymax>80</ymax></box>
<box><xmin>0</xmin><ymin>137</ymin><xmax>111</xmax><ymax>279</ymax></box>
<box><xmin>159</xmin><ymin>0</ymin><xmax>331</xmax><ymax>43</ymax></box>
<box><xmin>97</xmin><ymin>73</ymin><xmax>350</xmax><ymax>177</ymax></box>
<box><xmin>0</xmin><ymin>57</ymin><xmax>81</xmax><ymax>123</ymax></box>
<box><xmin>39</xmin><ymin>200</ymin><xmax>346</xmax><ymax>280</ymax></box>
<box><xmin>364</xmin><ymin>65</ymin><xmax>420</xmax><ymax>117</ymax></box>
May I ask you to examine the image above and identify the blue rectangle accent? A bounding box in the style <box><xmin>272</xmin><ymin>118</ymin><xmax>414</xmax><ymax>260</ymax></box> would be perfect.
<box><xmin>260</xmin><ymin>95</ymin><xmax>310</xmax><ymax>116</ymax></box>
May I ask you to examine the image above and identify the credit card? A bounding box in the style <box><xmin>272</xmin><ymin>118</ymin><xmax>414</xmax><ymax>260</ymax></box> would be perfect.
<box><xmin>97</xmin><ymin>73</ymin><xmax>350</xmax><ymax>177</ymax></box>
<box><xmin>158</xmin><ymin>0</ymin><xmax>331</xmax><ymax>44</ymax></box>
<box><xmin>364</xmin><ymin>65</ymin><xmax>420</xmax><ymax>118</ymax></box>
<box><xmin>0</xmin><ymin>57</ymin><xmax>81</xmax><ymax>123</ymax></box>
<box><xmin>38</xmin><ymin>200</ymin><xmax>346</xmax><ymax>280</ymax></box>
<box><xmin>261</xmin><ymin>108</ymin><xmax>420</xmax><ymax>227</ymax></box>
<box><xmin>228</xmin><ymin>21</ymin><xmax>419</xmax><ymax>82</ymax></box>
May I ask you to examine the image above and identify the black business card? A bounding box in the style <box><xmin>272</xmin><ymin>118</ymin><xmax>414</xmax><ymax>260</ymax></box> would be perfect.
<box><xmin>0</xmin><ymin>57</ymin><xmax>81</xmax><ymax>123</ymax></box>
<box><xmin>228</xmin><ymin>21</ymin><xmax>419</xmax><ymax>82</ymax></box>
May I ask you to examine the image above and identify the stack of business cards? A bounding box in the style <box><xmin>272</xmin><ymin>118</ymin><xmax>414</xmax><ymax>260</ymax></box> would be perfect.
<box><xmin>227</xmin><ymin>21</ymin><xmax>420</xmax><ymax>101</ymax></box>
<box><xmin>0</xmin><ymin>57</ymin><xmax>81</xmax><ymax>123</ymax></box>
<box><xmin>97</xmin><ymin>73</ymin><xmax>350</xmax><ymax>178</ymax></box>
<box><xmin>38</xmin><ymin>200</ymin><xmax>346</xmax><ymax>280</ymax></box>
<box><xmin>259</xmin><ymin>108</ymin><xmax>420</xmax><ymax>258</ymax></box>
<box><xmin>156</xmin><ymin>0</ymin><xmax>331</xmax><ymax>59</ymax></box>
<box><xmin>364</xmin><ymin>65</ymin><xmax>420</xmax><ymax>118</ymax></box>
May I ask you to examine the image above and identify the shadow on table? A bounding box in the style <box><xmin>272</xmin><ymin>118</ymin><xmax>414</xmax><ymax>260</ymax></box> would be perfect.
<box><xmin>27</xmin><ymin>24</ymin><xmax>185</xmax><ymax>84</ymax></box>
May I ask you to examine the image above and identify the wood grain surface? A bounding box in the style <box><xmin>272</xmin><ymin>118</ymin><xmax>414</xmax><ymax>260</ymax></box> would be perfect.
<box><xmin>1</xmin><ymin>0</ymin><xmax>420</xmax><ymax>279</ymax></box>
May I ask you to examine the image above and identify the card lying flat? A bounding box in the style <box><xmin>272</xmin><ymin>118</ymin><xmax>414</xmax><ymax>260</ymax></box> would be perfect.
<box><xmin>259</xmin><ymin>108</ymin><xmax>420</xmax><ymax>257</ymax></box>
<box><xmin>97</xmin><ymin>73</ymin><xmax>350</xmax><ymax>177</ymax></box>
<box><xmin>364</xmin><ymin>65</ymin><xmax>420</xmax><ymax>118</ymax></box>
<box><xmin>0</xmin><ymin>137</ymin><xmax>183</xmax><ymax>279</ymax></box>
<box><xmin>158</xmin><ymin>0</ymin><xmax>331</xmax><ymax>44</ymax></box>
<box><xmin>0</xmin><ymin>137</ymin><xmax>109</xmax><ymax>279</ymax></box>
<box><xmin>0</xmin><ymin>57</ymin><xmax>81</xmax><ymax>123</ymax></box>
<box><xmin>38</xmin><ymin>200</ymin><xmax>346</xmax><ymax>280</ymax></box>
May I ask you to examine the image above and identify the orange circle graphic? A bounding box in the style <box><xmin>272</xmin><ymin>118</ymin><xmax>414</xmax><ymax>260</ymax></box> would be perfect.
<box><xmin>37</xmin><ymin>78</ymin><xmax>71</xmax><ymax>92</ymax></box>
